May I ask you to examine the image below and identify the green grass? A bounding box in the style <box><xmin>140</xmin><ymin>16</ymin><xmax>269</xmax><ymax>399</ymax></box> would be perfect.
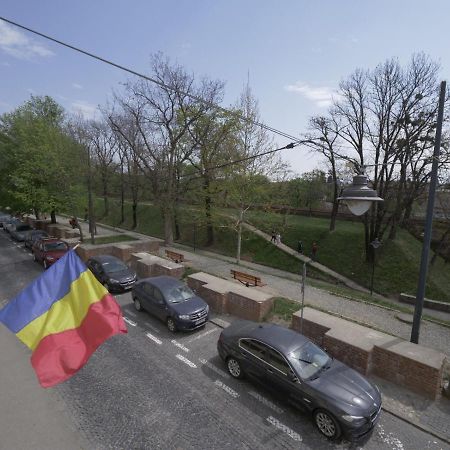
<box><xmin>93</xmin><ymin>234</ymin><xmax>137</xmax><ymax>245</ymax></box>
<box><xmin>65</xmin><ymin>197</ymin><xmax>450</xmax><ymax>303</ymax></box>
<box><xmin>269</xmin><ymin>297</ymin><xmax>302</xmax><ymax>321</ymax></box>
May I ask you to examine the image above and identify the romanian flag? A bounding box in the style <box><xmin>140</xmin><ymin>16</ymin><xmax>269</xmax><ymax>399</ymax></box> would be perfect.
<box><xmin>0</xmin><ymin>250</ymin><xmax>127</xmax><ymax>387</ymax></box>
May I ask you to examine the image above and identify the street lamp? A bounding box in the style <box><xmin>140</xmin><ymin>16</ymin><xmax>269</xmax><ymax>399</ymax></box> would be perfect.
<box><xmin>337</xmin><ymin>171</ymin><xmax>384</xmax><ymax>216</ymax></box>
<box><xmin>410</xmin><ymin>80</ymin><xmax>447</xmax><ymax>344</ymax></box>
<box><xmin>370</xmin><ymin>238</ymin><xmax>381</xmax><ymax>296</ymax></box>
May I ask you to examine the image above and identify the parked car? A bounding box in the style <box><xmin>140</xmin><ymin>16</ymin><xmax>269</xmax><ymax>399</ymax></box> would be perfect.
<box><xmin>217</xmin><ymin>320</ymin><xmax>382</xmax><ymax>442</ymax></box>
<box><xmin>10</xmin><ymin>223</ymin><xmax>33</xmax><ymax>241</ymax></box>
<box><xmin>86</xmin><ymin>255</ymin><xmax>137</xmax><ymax>292</ymax></box>
<box><xmin>25</xmin><ymin>230</ymin><xmax>50</xmax><ymax>250</ymax></box>
<box><xmin>0</xmin><ymin>213</ymin><xmax>11</xmax><ymax>228</ymax></box>
<box><xmin>4</xmin><ymin>217</ymin><xmax>21</xmax><ymax>233</ymax></box>
<box><xmin>32</xmin><ymin>238</ymin><xmax>70</xmax><ymax>269</ymax></box>
<box><xmin>132</xmin><ymin>276</ymin><xmax>209</xmax><ymax>332</ymax></box>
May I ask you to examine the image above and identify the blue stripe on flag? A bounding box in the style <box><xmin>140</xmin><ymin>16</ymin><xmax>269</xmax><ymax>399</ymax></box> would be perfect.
<box><xmin>0</xmin><ymin>250</ymin><xmax>87</xmax><ymax>333</ymax></box>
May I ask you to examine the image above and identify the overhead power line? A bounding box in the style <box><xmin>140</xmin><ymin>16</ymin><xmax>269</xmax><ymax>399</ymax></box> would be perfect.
<box><xmin>0</xmin><ymin>16</ymin><xmax>302</xmax><ymax>143</ymax></box>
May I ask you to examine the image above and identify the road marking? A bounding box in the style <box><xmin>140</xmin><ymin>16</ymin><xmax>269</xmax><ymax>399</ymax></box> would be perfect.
<box><xmin>127</xmin><ymin>311</ymin><xmax>136</xmax><ymax>317</ymax></box>
<box><xmin>266</xmin><ymin>416</ymin><xmax>302</xmax><ymax>442</ymax></box>
<box><xmin>123</xmin><ymin>317</ymin><xmax>137</xmax><ymax>327</ymax></box>
<box><xmin>248</xmin><ymin>391</ymin><xmax>284</xmax><ymax>414</ymax></box>
<box><xmin>187</xmin><ymin>328</ymin><xmax>216</xmax><ymax>343</ymax></box>
<box><xmin>199</xmin><ymin>358</ymin><xmax>231</xmax><ymax>379</ymax></box>
<box><xmin>145</xmin><ymin>333</ymin><xmax>162</xmax><ymax>345</ymax></box>
<box><xmin>171</xmin><ymin>339</ymin><xmax>189</xmax><ymax>352</ymax></box>
<box><xmin>144</xmin><ymin>322</ymin><xmax>161</xmax><ymax>333</ymax></box>
<box><xmin>175</xmin><ymin>354</ymin><xmax>197</xmax><ymax>368</ymax></box>
<box><xmin>214</xmin><ymin>380</ymin><xmax>239</xmax><ymax>398</ymax></box>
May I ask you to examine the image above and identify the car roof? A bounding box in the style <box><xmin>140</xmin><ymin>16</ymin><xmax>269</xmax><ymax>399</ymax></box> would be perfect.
<box><xmin>225</xmin><ymin>320</ymin><xmax>310</xmax><ymax>354</ymax></box>
<box><xmin>40</xmin><ymin>237</ymin><xmax>66</xmax><ymax>243</ymax></box>
<box><xmin>89</xmin><ymin>255</ymin><xmax>124</xmax><ymax>264</ymax></box>
<box><xmin>138</xmin><ymin>276</ymin><xmax>184</xmax><ymax>293</ymax></box>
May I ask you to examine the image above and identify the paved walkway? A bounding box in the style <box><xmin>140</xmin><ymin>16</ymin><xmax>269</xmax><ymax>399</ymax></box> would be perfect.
<box><xmin>59</xmin><ymin>215</ymin><xmax>450</xmax><ymax>443</ymax></box>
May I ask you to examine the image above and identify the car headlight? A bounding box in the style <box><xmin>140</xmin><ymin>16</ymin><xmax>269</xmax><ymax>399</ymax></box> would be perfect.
<box><xmin>341</xmin><ymin>414</ymin><xmax>366</xmax><ymax>424</ymax></box>
<box><xmin>178</xmin><ymin>314</ymin><xmax>190</xmax><ymax>320</ymax></box>
<box><xmin>109</xmin><ymin>278</ymin><xmax>119</xmax><ymax>284</ymax></box>
<box><xmin>46</xmin><ymin>256</ymin><xmax>55</xmax><ymax>261</ymax></box>
<box><xmin>205</xmin><ymin>304</ymin><xmax>209</xmax><ymax>313</ymax></box>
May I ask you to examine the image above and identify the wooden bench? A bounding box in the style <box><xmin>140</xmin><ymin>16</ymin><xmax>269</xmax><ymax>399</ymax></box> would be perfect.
<box><xmin>165</xmin><ymin>249</ymin><xmax>185</xmax><ymax>263</ymax></box>
<box><xmin>230</xmin><ymin>269</ymin><xmax>265</xmax><ymax>287</ymax></box>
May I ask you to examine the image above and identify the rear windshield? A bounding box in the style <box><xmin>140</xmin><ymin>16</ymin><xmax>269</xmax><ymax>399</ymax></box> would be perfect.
<box><xmin>102</xmin><ymin>260</ymin><xmax>128</xmax><ymax>273</ymax></box>
<box><xmin>44</xmin><ymin>242</ymin><xmax>68</xmax><ymax>251</ymax></box>
<box><xmin>17</xmin><ymin>225</ymin><xmax>32</xmax><ymax>231</ymax></box>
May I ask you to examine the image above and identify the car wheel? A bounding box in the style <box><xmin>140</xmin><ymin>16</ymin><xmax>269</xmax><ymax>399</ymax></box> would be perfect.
<box><xmin>313</xmin><ymin>409</ymin><xmax>341</xmax><ymax>440</ymax></box>
<box><xmin>226</xmin><ymin>357</ymin><xmax>244</xmax><ymax>379</ymax></box>
<box><xmin>43</xmin><ymin>260</ymin><xmax>48</xmax><ymax>270</ymax></box>
<box><xmin>167</xmin><ymin>317</ymin><xmax>177</xmax><ymax>333</ymax></box>
<box><xmin>133</xmin><ymin>297</ymin><xmax>142</xmax><ymax>312</ymax></box>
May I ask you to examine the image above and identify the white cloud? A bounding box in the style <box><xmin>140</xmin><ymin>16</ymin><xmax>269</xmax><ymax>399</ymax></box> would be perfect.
<box><xmin>0</xmin><ymin>21</ymin><xmax>54</xmax><ymax>60</ymax></box>
<box><xmin>72</xmin><ymin>83</ymin><xmax>83</xmax><ymax>90</ymax></box>
<box><xmin>284</xmin><ymin>82</ymin><xmax>338</xmax><ymax>107</ymax></box>
<box><xmin>70</xmin><ymin>100</ymin><xmax>98</xmax><ymax>119</ymax></box>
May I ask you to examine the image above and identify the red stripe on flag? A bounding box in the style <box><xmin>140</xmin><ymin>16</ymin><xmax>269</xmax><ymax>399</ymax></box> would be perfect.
<box><xmin>31</xmin><ymin>293</ymin><xmax>127</xmax><ymax>388</ymax></box>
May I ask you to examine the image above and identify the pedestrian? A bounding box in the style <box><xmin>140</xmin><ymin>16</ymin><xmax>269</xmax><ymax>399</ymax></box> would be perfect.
<box><xmin>270</xmin><ymin>229</ymin><xmax>276</xmax><ymax>243</ymax></box>
<box><xmin>311</xmin><ymin>242</ymin><xmax>318</xmax><ymax>261</ymax></box>
<box><xmin>84</xmin><ymin>207</ymin><xmax>88</xmax><ymax>222</ymax></box>
<box><xmin>297</xmin><ymin>240</ymin><xmax>303</xmax><ymax>254</ymax></box>
<box><xmin>276</xmin><ymin>233</ymin><xmax>281</xmax><ymax>245</ymax></box>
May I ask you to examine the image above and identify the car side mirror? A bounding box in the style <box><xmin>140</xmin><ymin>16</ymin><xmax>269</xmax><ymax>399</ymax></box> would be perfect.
<box><xmin>288</xmin><ymin>370</ymin><xmax>299</xmax><ymax>383</ymax></box>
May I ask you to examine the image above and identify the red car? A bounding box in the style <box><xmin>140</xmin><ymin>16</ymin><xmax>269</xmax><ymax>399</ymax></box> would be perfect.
<box><xmin>32</xmin><ymin>238</ymin><xmax>70</xmax><ymax>269</ymax></box>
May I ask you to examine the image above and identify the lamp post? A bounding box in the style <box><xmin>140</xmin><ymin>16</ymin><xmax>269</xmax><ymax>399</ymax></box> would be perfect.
<box><xmin>337</xmin><ymin>170</ymin><xmax>384</xmax><ymax>216</ymax></box>
<box><xmin>410</xmin><ymin>80</ymin><xmax>447</xmax><ymax>344</ymax></box>
<box><xmin>370</xmin><ymin>238</ymin><xmax>381</xmax><ymax>296</ymax></box>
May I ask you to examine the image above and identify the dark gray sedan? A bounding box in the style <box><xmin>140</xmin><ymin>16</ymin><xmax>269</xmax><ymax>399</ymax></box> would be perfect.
<box><xmin>217</xmin><ymin>320</ymin><xmax>381</xmax><ymax>442</ymax></box>
<box><xmin>10</xmin><ymin>223</ymin><xmax>33</xmax><ymax>241</ymax></box>
<box><xmin>132</xmin><ymin>276</ymin><xmax>209</xmax><ymax>332</ymax></box>
<box><xmin>86</xmin><ymin>255</ymin><xmax>137</xmax><ymax>292</ymax></box>
<box><xmin>25</xmin><ymin>230</ymin><xmax>50</xmax><ymax>249</ymax></box>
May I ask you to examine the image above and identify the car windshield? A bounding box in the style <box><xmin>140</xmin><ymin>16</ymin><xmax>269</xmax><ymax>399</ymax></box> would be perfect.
<box><xmin>288</xmin><ymin>342</ymin><xmax>331</xmax><ymax>380</ymax></box>
<box><xmin>44</xmin><ymin>242</ymin><xmax>68</xmax><ymax>251</ymax></box>
<box><xmin>102</xmin><ymin>260</ymin><xmax>128</xmax><ymax>273</ymax></box>
<box><xmin>166</xmin><ymin>285</ymin><xmax>195</xmax><ymax>303</ymax></box>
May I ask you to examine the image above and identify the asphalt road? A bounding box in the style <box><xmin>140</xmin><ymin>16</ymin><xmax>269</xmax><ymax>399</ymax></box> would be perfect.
<box><xmin>0</xmin><ymin>231</ymin><xmax>448</xmax><ymax>450</ymax></box>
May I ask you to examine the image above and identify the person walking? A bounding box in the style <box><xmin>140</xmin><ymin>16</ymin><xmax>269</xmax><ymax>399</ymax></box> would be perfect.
<box><xmin>297</xmin><ymin>240</ymin><xmax>303</xmax><ymax>254</ymax></box>
<box><xmin>311</xmin><ymin>242</ymin><xmax>318</xmax><ymax>261</ymax></box>
<box><xmin>276</xmin><ymin>233</ymin><xmax>281</xmax><ymax>245</ymax></box>
<box><xmin>270</xmin><ymin>229</ymin><xmax>276</xmax><ymax>243</ymax></box>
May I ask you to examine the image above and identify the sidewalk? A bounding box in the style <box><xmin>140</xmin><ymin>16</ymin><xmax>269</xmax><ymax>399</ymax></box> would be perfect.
<box><xmin>61</xmin><ymin>215</ymin><xmax>450</xmax><ymax>443</ymax></box>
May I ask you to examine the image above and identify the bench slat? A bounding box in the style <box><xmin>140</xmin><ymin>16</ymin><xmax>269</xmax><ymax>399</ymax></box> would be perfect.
<box><xmin>230</xmin><ymin>269</ymin><xmax>264</xmax><ymax>287</ymax></box>
<box><xmin>165</xmin><ymin>250</ymin><xmax>184</xmax><ymax>263</ymax></box>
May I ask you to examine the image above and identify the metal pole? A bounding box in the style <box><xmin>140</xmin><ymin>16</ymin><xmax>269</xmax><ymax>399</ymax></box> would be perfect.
<box><xmin>411</xmin><ymin>80</ymin><xmax>446</xmax><ymax>344</ymax></box>
<box><xmin>300</xmin><ymin>262</ymin><xmax>306</xmax><ymax>334</ymax></box>
<box><xmin>370</xmin><ymin>257</ymin><xmax>375</xmax><ymax>296</ymax></box>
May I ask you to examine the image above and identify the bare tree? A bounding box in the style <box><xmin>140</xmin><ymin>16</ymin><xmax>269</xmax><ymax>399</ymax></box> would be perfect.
<box><xmin>117</xmin><ymin>53</ymin><xmax>223</xmax><ymax>244</ymax></box>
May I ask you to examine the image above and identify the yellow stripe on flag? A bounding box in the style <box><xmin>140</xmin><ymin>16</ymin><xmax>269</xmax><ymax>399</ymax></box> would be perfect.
<box><xmin>17</xmin><ymin>270</ymin><xmax>108</xmax><ymax>350</ymax></box>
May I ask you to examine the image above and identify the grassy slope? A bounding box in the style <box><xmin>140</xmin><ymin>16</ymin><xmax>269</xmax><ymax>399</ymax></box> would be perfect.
<box><xmin>78</xmin><ymin>199</ymin><xmax>450</xmax><ymax>302</ymax></box>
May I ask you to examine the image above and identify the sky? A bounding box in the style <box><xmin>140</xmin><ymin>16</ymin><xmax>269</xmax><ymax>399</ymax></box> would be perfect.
<box><xmin>1</xmin><ymin>1</ymin><xmax>450</xmax><ymax>175</ymax></box>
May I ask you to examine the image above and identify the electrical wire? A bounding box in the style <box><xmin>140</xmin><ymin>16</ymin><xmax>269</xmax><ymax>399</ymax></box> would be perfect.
<box><xmin>0</xmin><ymin>16</ymin><xmax>302</xmax><ymax>144</ymax></box>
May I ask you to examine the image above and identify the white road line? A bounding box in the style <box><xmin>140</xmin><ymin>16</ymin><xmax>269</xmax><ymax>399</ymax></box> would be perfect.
<box><xmin>214</xmin><ymin>380</ymin><xmax>239</xmax><ymax>398</ymax></box>
<box><xmin>171</xmin><ymin>339</ymin><xmax>189</xmax><ymax>352</ymax></box>
<box><xmin>199</xmin><ymin>358</ymin><xmax>231</xmax><ymax>379</ymax></box>
<box><xmin>187</xmin><ymin>328</ymin><xmax>217</xmax><ymax>343</ymax></box>
<box><xmin>145</xmin><ymin>333</ymin><xmax>162</xmax><ymax>345</ymax></box>
<box><xmin>175</xmin><ymin>354</ymin><xmax>197</xmax><ymax>368</ymax></box>
<box><xmin>126</xmin><ymin>311</ymin><xmax>137</xmax><ymax>317</ymax></box>
<box><xmin>266</xmin><ymin>416</ymin><xmax>302</xmax><ymax>442</ymax></box>
<box><xmin>123</xmin><ymin>316</ymin><xmax>137</xmax><ymax>327</ymax></box>
<box><xmin>144</xmin><ymin>322</ymin><xmax>161</xmax><ymax>333</ymax></box>
<box><xmin>248</xmin><ymin>391</ymin><xmax>284</xmax><ymax>414</ymax></box>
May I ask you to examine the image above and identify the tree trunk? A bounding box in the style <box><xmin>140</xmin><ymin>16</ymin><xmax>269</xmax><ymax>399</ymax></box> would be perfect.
<box><xmin>174</xmin><ymin>209</ymin><xmax>181</xmax><ymax>241</ymax></box>
<box><xmin>236</xmin><ymin>208</ymin><xmax>244</xmax><ymax>264</ymax></box>
<box><xmin>204</xmin><ymin>178</ymin><xmax>214</xmax><ymax>246</ymax></box>
<box><xmin>50</xmin><ymin>209</ymin><xmax>57</xmax><ymax>224</ymax></box>
<box><xmin>120</xmin><ymin>164</ymin><xmax>125</xmax><ymax>224</ymax></box>
<box><xmin>430</xmin><ymin>227</ymin><xmax>450</xmax><ymax>266</ymax></box>
<box><xmin>329</xmin><ymin>182</ymin><xmax>340</xmax><ymax>232</ymax></box>
<box><xmin>163</xmin><ymin>205</ymin><xmax>174</xmax><ymax>245</ymax></box>
<box><xmin>132</xmin><ymin>202</ymin><xmax>137</xmax><ymax>230</ymax></box>
<box><xmin>34</xmin><ymin>209</ymin><xmax>40</xmax><ymax>220</ymax></box>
